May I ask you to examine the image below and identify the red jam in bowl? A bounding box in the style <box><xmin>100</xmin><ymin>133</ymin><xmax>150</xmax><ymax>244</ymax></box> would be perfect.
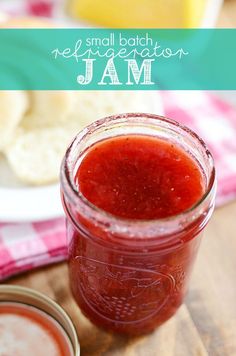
<box><xmin>0</xmin><ymin>302</ymin><xmax>74</xmax><ymax>356</ymax></box>
<box><xmin>61</xmin><ymin>115</ymin><xmax>215</xmax><ymax>336</ymax></box>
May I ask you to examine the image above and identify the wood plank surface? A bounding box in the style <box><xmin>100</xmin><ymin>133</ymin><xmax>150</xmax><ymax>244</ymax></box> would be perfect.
<box><xmin>6</xmin><ymin>200</ymin><xmax>236</xmax><ymax>356</ymax></box>
<box><xmin>4</xmin><ymin>1</ymin><xmax>236</xmax><ymax>355</ymax></box>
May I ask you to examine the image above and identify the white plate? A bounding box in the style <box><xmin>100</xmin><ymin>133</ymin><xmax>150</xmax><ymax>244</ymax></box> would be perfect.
<box><xmin>0</xmin><ymin>184</ymin><xmax>63</xmax><ymax>223</ymax></box>
<box><xmin>0</xmin><ymin>155</ymin><xmax>63</xmax><ymax>222</ymax></box>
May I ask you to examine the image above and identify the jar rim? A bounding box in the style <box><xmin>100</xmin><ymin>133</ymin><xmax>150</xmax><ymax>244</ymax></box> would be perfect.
<box><xmin>61</xmin><ymin>113</ymin><xmax>216</xmax><ymax>240</ymax></box>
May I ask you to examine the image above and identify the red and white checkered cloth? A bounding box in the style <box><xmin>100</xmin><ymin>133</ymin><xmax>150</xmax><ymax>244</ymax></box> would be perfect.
<box><xmin>163</xmin><ymin>91</ymin><xmax>236</xmax><ymax>205</ymax></box>
<box><xmin>0</xmin><ymin>1</ymin><xmax>236</xmax><ymax>281</ymax></box>
<box><xmin>0</xmin><ymin>219</ymin><xmax>67</xmax><ymax>281</ymax></box>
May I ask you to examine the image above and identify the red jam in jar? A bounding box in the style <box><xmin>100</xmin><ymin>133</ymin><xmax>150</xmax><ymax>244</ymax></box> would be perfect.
<box><xmin>76</xmin><ymin>135</ymin><xmax>204</xmax><ymax>220</ymax></box>
<box><xmin>61</xmin><ymin>114</ymin><xmax>216</xmax><ymax>336</ymax></box>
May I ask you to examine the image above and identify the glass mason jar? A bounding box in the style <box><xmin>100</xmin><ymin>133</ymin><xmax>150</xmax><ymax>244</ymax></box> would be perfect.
<box><xmin>60</xmin><ymin>113</ymin><xmax>216</xmax><ymax>336</ymax></box>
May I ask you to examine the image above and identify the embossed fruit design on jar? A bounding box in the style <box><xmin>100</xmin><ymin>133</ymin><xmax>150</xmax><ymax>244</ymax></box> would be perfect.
<box><xmin>61</xmin><ymin>114</ymin><xmax>216</xmax><ymax>335</ymax></box>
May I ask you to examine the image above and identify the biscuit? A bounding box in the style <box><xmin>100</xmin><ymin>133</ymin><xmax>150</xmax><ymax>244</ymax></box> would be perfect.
<box><xmin>67</xmin><ymin>90</ymin><xmax>162</xmax><ymax>130</ymax></box>
<box><xmin>5</xmin><ymin>127</ymin><xmax>74</xmax><ymax>185</ymax></box>
<box><xmin>0</xmin><ymin>91</ymin><xmax>29</xmax><ymax>151</ymax></box>
<box><xmin>22</xmin><ymin>91</ymin><xmax>77</xmax><ymax>129</ymax></box>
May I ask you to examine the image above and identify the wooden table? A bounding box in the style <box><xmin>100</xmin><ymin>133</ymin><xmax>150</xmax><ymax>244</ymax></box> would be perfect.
<box><xmin>6</xmin><ymin>200</ymin><xmax>236</xmax><ymax>356</ymax></box>
<box><xmin>5</xmin><ymin>2</ymin><xmax>236</xmax><ymax>355</ymax></box>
